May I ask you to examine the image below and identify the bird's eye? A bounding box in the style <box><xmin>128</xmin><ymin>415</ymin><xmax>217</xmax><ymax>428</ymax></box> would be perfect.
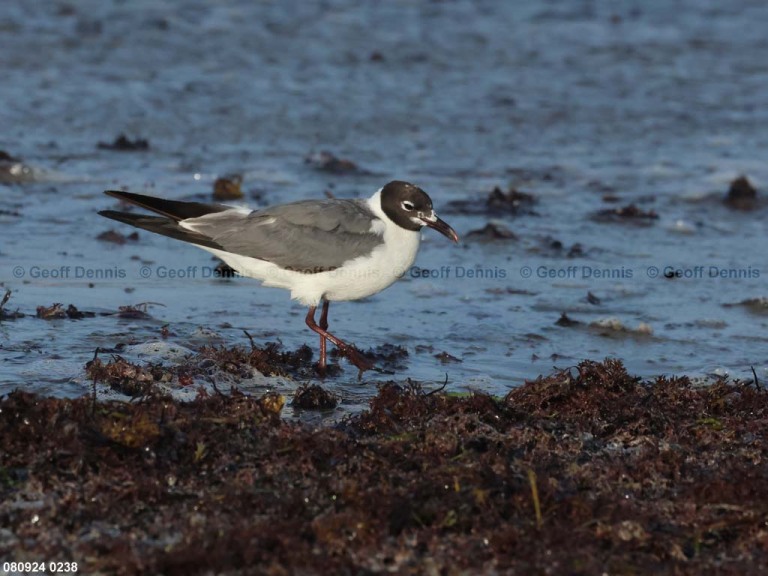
<box><xmin>402</xmin><ymin>201</ymin><xmax>415</xmax><ymax>211</ymax></box>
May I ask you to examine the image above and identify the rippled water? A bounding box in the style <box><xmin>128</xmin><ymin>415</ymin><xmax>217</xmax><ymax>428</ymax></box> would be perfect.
<box><xmin>2</xmin><ymin>0</ymin><xmax>767</xmax><ymax>406</ymax></box>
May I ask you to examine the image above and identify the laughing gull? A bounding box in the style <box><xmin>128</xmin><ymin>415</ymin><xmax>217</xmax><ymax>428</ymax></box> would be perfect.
<box><xmin>99</xmin><ymin>181</ymin><xmax>459</xmax><ymax>374</ymax></box>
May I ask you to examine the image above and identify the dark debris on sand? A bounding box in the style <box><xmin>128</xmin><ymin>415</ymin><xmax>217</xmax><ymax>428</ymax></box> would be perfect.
<box><xmin>304</xmin><ymin>150</ymin><xmax>367</xmax><ymax>175</ymax></box>
<box><xmin>84</xmin><ymin>339</ymin><xmax>321</xmax><ymax>399</ymax></box>
<box><xmin>545</xmin><ymin>237</ymin><xmax>585</xmax><ymax>258</ymax></box>
<box><xmin>434</xmin><ymin>351</ymin><xmax>462</xmax><ymax>364</ymax></box>
<box><xmin>35</xmin><ymin>303</ymin><xmax>68</xmax><ymax>320</ymax></box>
<box><xmin>65</xmin><ymin>304</ymin><xmax>96</xmax><ymax>319</ymax></box>
<box><xmin>0</xmin><ymin>150</ymin><xmax>34</xmax><ymax>184</ymax></box>
<box><xmin>213</xmin><ymin>174</ymin><xmax>244</xmax><ymax>201</ymax></box>
<box><xmin>3</xmin><ymin>359</ymin><xmax>768</xmax><ymax>574</ymax></box>
<box><xmin>722</xmin><ymin>297</ymin><xmax>768</xmax><ymax>315</ymax></box>
<box><xmin>0</xmin><ymin>150</ymin><xmax>21</xmax><ymax>163</ymax></box>
<box><xmin>292</xmin><ymin>383</ymin><xmax>339</xmax><ymax>410</ymax></box>
<box><xmin>23</xmin><ymin>301</ymin><xmax>157</xmax><ymax>322</ymax></box>
<box><xmin>114</xmin><ymin>302</ymin><xmax>158</xmax><ymax>319</ymax></box>
<box><xmin>4</xmin><ymin>294</ymin><xmax>118</xmax><ymax>321</ymax></box>
<box><xmin>724</xmin><ymin>175</ymin><xmax>758</xmax><ymax>210</ymax></box>
<box><xmin>198</xmin><ymin>341</ymin><xmax>314</xmax><ymax>379</ymax></box>
<box><xmin>97</xmin><ymin>133</ymin><xmax>150</xmax><ymax>151</ymax></box>
<box><xmin>446</xmin><ymin>185</ymin><xmax>537</xmax><ymax>216</ymax></box>
<box><xmin>86</xmin><ymin>337</ymin><xmax>343</xmax><ymax>397</ymax></box>
<box><xmin>555</xmin><ymin>312</ymin><xmax>582</xmax><ymax>327</ymax></box>
<box><xmin>592</xmin><ymin>203</ymin><xmax>659</xmax><ymax>225</ymax></box>
<box><xmin>466</xmin><ymin>222</ymin><xmax>518</xmax><ymax>241</ymax></box>
<box><xmin>0</xmin><ymin>289</ymin><xmax>25</xmax><ymax>320</ymax></box>
<box><xmin>86</xmin><ymin>354</ymin><xmax>160</xmax><ymax>397</ymax></box>
<box><xmin>327</xmin><ymin>343</ymin><xmax>409</xmax><ymax>374</ymax></box>
<box><xmin>97</xmin><ymin>229</ymin><xmax>140</xmax><ymax>244</ymax></box>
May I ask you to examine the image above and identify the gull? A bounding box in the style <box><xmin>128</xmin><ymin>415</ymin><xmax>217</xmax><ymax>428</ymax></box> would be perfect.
<box><xmin>100</xmin><ymin>181</ymin><xmax>459</xmax><ymax>374</ymax></box>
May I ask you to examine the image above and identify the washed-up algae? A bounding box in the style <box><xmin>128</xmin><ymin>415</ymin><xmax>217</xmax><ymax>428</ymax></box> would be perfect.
<box><xmin>2</xmin><ymin>359</ymin><xmax>768</xmax><ymax>574</ymax></box>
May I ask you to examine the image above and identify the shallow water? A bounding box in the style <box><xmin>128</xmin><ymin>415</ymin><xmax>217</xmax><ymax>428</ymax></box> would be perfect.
<box><xmin>2</xmin><ymin>0</ymin><xmax>767</xmax><ymax>405</ymax></box>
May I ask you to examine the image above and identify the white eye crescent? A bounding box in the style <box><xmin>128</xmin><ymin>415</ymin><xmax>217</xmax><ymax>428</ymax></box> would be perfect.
<box><xmin>401</xmin><ymin>201</ymin><xmax>415</xmax><ymax>211</ymax></box>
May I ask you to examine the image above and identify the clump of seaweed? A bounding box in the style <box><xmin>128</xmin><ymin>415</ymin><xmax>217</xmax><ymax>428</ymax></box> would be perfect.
<box><xmin>2</xmin><ymin>359</ymin><xmax>767</xmax><ymax>574</ymax></box>
<box><xmin>592</xmin><ymin>203</ymin><xmax>659</xmax><ymax>225</ymax></box>
<box><xmin>445</xmin><ymin>185</ymin><xmax>537</xmax><ymax>216</ymax></box>
<box><xmin>86</xmin><ymin>354</ymin><xmax>163</xmax><ymax>397</ymax></box>
<box><xmin>304</xmin><ymin>150</ymin><xmax>367</xmax><ymax>175</ymax></box>
<box><xmin>292</xmin><ymin>384</ymin><xmax>338</xmax><ymax>410</ymax></box>
<box><xmin>97</xmin><ymin>133</ymin><xmax>149</xmax><ymax>151</ymax></box>
<box><xmin>212</xmin><ymin>173</ymin><xmax>244</xmax><ymax>200</ymax></box>
<box><xmin>199</xmin><ymin>340</ymin><xmax>314</xmax><ymax>378</ymax></box>
<box><xmin>724</xmin><ymin>175</ymin><xmax>758</xmax><ymax>210</ymax></box>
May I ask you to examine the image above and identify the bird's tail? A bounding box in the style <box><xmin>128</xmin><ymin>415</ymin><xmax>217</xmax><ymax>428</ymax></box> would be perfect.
<box><xmin>98</xmin><ymin>210</ymin><xmax>224</xmax><ymax>250</ymax></box>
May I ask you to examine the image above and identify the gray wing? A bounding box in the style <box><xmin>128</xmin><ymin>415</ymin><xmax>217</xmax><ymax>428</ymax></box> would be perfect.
<box><xmin>183</xmin><ymin>199</ymin><xmax>384</xmax><ymax>272</ymax></box>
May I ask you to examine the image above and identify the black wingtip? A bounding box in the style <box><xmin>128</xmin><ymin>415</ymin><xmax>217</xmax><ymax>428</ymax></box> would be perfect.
<box><xmin>101</xmin><ymin>190</ymin><xmax>230</xmax><ymax>221</ymax></box>
<box><xmin>103</xmin><ymin>189</ymin><xmax>153</xmax><ymax>204</ymax></box>
<box><xmin>98</xmin><ymin>209</ymin><xmax>141</xmax><ymax>225</ymax></box>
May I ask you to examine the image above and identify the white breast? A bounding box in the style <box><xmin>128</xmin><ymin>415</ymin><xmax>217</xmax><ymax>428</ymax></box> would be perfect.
<box><xmin>300</xmin><ymin>190</ymin><xmax>421</xmax><ymax>304</ymax></box>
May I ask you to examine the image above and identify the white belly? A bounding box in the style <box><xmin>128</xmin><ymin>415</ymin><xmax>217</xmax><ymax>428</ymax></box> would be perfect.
<box><xmin>321</xmin><ymin>227</ymin><xmax>420</xmax><ymax>301</ymax></box>
<box><xmin>201</xmin><ymin>227</ymin><xmax>421</xmax><ymax>307</ymax></box>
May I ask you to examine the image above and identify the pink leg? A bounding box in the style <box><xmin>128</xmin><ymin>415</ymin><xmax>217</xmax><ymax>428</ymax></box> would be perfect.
<box><xmin>305</xmin><ymin>304</ymin><xmax>373</xmax><ymax>374</ymax></box>
<box><xmin>318</xmin><ymin>300</ymin><xmax>330</xmax><ymax>371</ymax></box>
